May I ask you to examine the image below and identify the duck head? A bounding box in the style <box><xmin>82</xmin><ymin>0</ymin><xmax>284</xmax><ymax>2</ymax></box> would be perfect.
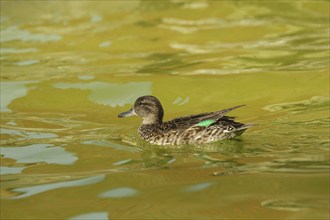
<box><xmin>118</xmin><ymin>96</ymin><xmax>164</xmax><ymax>124</ymax></box>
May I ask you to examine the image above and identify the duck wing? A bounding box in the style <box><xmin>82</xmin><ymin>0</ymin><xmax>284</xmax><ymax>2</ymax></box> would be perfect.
<box><xmin>162</xmin><ymin>105</ymin><xmax>245</xmax><ymax>131</ymax></box>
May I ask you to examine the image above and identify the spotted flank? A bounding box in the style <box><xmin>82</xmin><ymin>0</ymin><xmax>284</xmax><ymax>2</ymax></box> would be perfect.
<box><xmin>118</xmin><ymin>96</ymin><xmax>253</xmax><ymax>145</ymax></box>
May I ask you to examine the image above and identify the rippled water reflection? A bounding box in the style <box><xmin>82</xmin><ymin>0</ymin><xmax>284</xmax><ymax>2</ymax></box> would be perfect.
<box><xmin>1</xmin><ymin>1</ymin><xmax>329</xmax><ymax>219</ymax></box>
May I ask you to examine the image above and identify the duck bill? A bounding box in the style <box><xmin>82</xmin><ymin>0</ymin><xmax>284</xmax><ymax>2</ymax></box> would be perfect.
<box><xmin>118</xmin><ymin>108</ymin><xmax>137</xmax><ymax>118</ymax></box>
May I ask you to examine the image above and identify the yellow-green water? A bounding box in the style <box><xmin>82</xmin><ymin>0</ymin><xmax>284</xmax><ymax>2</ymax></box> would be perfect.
<box><xmin>1</xmin><ymin>1</ymin><xmax>329</xmax><ymax>219</ymax></box>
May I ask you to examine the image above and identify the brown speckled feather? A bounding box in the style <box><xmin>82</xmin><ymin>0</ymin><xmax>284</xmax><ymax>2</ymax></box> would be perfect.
<box><xmin>162</xmin><ymin>105</ymin><xmax>245</xmax><ymax>131</ymax></box>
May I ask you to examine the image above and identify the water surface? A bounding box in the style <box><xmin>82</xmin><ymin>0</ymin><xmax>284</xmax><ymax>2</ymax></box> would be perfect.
<box><xmin>1</xmin><ymin>1</ymin><xmax>329</xmax><ymax>219</ymax></box>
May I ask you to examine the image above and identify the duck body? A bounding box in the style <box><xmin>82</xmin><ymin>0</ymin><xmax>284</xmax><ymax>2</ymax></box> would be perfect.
<box><xmin>118</xmin><ymin>96</ymin><xmax>253</xmax><ymax>145</ymax></box>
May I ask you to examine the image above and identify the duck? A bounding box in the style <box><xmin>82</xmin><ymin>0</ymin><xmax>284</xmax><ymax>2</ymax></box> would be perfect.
<box><xmin>118</xmin><ymin>95</ymin><xmax>253</xmax><ymax>145</ymax></box>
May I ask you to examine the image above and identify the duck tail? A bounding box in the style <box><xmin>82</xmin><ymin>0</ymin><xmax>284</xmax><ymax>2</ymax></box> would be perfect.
<box><xmin>237</xmin><ymin>123</ymin><xmax>255</xmax><ymax>131</ymax></box>
<box><xmin>234</xmin><ymin>123</ymin><xmax>254</xmax><ymax>136</ymax></box>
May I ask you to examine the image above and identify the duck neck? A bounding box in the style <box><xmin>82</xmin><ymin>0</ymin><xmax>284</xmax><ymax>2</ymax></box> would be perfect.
<box><xmin>142</xmin><ymin>115</ymin><xmax>162</xmax><ymax>126</ymax></box>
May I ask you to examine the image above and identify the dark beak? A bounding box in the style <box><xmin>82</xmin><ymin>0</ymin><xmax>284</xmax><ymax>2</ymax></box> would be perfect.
<box><xmin>118</xmin><ymin>108</ymin><xmax>137</xmax><ymax>118</ymax></box>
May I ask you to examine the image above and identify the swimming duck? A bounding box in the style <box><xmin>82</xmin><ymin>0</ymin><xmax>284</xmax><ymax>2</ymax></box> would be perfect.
<box><xmin>118</xmin><ymin>96</ymin><xmax>253</xmax><ymax>145</ymax></box>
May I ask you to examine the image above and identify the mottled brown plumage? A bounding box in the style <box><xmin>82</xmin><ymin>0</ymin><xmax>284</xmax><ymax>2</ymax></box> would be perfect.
<box><xmin>118</xmin><ymin>96</ymin><xmax>253</xmax><ymax>145</ymax></box>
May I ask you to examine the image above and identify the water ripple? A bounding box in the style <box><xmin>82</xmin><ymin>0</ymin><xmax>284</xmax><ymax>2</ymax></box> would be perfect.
<box><xmin>10</xmin><ymin>175</ymin><xmax>105</xmax><ymax>199</ymax></box>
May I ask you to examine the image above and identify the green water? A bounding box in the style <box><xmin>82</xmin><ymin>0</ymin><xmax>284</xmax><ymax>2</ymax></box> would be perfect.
<box><xmin>1</xmin><ymin>1</ymin><xmax>329</xmax><ymax>219</ymax></box>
